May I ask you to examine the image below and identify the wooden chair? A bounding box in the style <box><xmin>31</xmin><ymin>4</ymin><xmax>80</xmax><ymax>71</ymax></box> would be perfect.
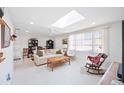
<box><xmin>85</xmin><ymin>53</ymin><xmax>108</xmax><ymax>75</ymax></box>
<box><xmin>23</xmin><ymin>48</ymin><xmax>28</xmax><ymax>59</ymax></box>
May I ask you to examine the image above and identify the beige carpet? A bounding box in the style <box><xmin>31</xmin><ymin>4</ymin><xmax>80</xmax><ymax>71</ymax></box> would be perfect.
<box><xmin>12</xmin><ymin>58</ymin><xmax>102</xmax><ymax>85</ymax></box>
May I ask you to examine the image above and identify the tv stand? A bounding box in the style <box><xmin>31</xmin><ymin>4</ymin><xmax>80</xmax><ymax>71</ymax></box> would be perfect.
<box><xmin>117</xmin><ymin>64</ymin><xmax>122</xmax><ymax>79</ymax></box>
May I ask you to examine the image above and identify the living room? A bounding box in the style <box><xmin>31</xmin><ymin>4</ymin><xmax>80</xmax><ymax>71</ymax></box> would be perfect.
<box><xmin>0</xmin><ymin>7</ymin><xmax>124</xmax><ymax>85</ymax></box>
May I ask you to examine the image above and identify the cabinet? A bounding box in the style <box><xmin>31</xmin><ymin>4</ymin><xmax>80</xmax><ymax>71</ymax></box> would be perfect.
<box><xmin>46</xmin><ymin>40</ymin><xmax>54</xmax><ymax>49</ymax></box>
<box><xmin>28</xmin><ymin>38</ymin><xmax>38</xmax><ymax>59</ymax></box>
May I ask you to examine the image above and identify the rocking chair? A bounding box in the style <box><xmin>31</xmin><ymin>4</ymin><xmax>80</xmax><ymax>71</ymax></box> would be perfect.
<box><xmin>85</xmin><ymin>53</ymin><xmax>108</xmax><ymax>75</ymax></box>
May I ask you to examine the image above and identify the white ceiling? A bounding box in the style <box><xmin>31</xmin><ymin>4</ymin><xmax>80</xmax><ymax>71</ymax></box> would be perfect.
<box><xmin>7</xmin><ymin>7</ymin><xmax>124</xmax><ymax>36</ymax></box>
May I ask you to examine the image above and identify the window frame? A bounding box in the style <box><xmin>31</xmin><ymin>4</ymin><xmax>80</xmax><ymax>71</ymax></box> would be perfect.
<box><xmin>68</xmin><ymin>30</ymin><xmax>105</xmax><ymax>53</ymax></box>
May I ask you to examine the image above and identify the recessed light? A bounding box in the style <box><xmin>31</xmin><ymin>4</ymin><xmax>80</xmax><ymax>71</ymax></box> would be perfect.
<box><xmin>30</xmin><ymin>22</ymin><xmax>34</xmax><ymax>25</ymax></box>
<box><xmin>92</xmin><ymin>22</ymin><xmax>96</xmax><ymax>25</ymax></box>
<box><xmin>25</xmin><ymin>30</ymin><xmax>29</xmax><ymax>33</ymax></box>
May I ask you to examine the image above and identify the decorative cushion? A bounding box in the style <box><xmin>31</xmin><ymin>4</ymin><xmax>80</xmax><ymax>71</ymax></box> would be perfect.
<box><xmin>37</xmin><ymin>50</ymin><xmax>43</xmax><ymax>57</ymax></box>
<box><xmin>40</xmin><ymin>50</ymin><xmax>45</xmax><ymax>55</ymax></box>
<box><xmin>87</xmin><ymin>55</ymin><xmax>101</xmax><ymax>64</ymax></box>
<box><xmin>37</xmin><ymin>46</ymin><xmax>43</xmax><ymax>50</ymax></box>
<box><xmin>56</xmin><ymin>50</ymin><xmax>62</xmax><ymax>54</ymax></box>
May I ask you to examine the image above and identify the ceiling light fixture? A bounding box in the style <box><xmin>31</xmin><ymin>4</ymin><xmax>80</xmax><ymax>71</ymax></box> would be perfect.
<box><xmin>25</xmin><ymin>30</ymin><xmax>29</xmax><ymax>33</ymax></box>
<box><xmin>52</xmin><ymin>10</ymin><xmax>85</xmax><ymax>28</ymax></box>
<box><xmin>30</xmin><ymin>22</ymin><xmax>34</xmax><ymax>25</ymax></box>
<box><xmin>92</xmin><ymin>22</ymin><xmax>96</xmax><ymax>25</ymax></box>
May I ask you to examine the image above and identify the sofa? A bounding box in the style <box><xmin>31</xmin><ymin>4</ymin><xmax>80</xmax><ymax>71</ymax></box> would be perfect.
<box><xmin>33</xmin><ymin>49</ymin><xmax>64</xmax><ymax>66</ymax></box>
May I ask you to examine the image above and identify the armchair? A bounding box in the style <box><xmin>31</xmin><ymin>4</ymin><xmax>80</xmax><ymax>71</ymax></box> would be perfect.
<box><xmin>85</xmin><ymin>53</ymin><xmax>108</xmax><ymax>75</ymax></box>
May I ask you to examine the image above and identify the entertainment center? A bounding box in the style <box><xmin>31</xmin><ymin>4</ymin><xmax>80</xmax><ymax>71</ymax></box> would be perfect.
<box><xmin>28</xmin><ymin>38</ymin><xmax>38</xmax><ymax>59</ymax></box>
<box><xmin>117</xmin><ymin>20</ymin><xmax>124</xmax><ymax>83</ymax></box>
<box><xmin>122</xmin><ymin>20</ymin><xmax>124</xmax><ymax>83</ymax></box>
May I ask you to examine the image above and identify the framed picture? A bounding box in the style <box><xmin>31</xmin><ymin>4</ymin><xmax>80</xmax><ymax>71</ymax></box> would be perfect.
<box><xmin>0</xmin><ymin>18</ymin><xmax>11</xmax><ymax>48</ymax></box>
<box><xmin>62</xmin><ymin>38</ymin><xmax>68</xmax><ymax>44</ymax></box>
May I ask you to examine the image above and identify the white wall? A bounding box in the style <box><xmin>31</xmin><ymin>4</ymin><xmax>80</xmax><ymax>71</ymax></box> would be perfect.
<box><xmin>0</xmin><ymin>9</ymin><xmax>14</xmax><ymax>84</ymax></box>
<box><xmin>109</xmin><ymin>22</ymin><xmax>122</xmax><ymax>63</ymax></box>
<box><xmin>14</xmin><ymin>33</ymin><xmax>54</xmax><ymax>58</ymax></box>
<box><xmin>54</xmin><ymin>34</ymin><xmax>68</xmax><ymax>49</ymax></box>
<box><xmin>54</xmin><ymin>21</ymin><xmax>122</xmax><ymax>68</ymax></box>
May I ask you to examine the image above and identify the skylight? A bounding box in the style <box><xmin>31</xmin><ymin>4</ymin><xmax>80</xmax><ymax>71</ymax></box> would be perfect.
<box><xmin>52</xmin><ymin>10</ymin><xmax>85</xmax><ymax>28</ymax></box>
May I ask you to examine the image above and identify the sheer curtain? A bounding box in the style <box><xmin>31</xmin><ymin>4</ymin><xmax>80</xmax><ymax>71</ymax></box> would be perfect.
<box><xmin>68</xmin><ymin>28</ymin><xmax>109</xmax><ymax>54</ymax></box>
<box><xmin>68</xmin><ymin>34</ymin><xmax>76</xmax><ymax>56</ymax></box>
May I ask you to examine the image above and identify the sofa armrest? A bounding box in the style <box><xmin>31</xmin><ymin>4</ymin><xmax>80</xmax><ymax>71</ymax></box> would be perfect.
<box><xmin>34</xmin><ymin>54</ymin><xmax>40</xmax><ymax>64</ymax></box>
<box><xmin>34</xmin><ymin>54</ymin><xmax>47</xmax><ymax>66</ymax></box>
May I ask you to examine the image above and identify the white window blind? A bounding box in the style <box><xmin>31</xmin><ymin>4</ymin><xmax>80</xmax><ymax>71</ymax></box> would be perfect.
<box><xmin>68</xmin><ymin>30</ymin><xmax>105</xmax><ymax>53</ymax></box>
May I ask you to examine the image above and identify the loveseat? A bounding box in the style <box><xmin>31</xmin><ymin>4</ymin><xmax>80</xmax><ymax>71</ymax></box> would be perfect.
<box><xmin>33</xmin><ymin>49</ymin><xmax>64</xmax><ymax>66</ymax></box>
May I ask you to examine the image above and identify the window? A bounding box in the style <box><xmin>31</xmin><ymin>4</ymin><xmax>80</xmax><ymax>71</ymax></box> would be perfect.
<box><xmin>69</xmin><ymin>32</ymin><xmax>92</xmax><ymax>51</ymax></box>
<box><xmin>82</xmin><ymin>32</ymin><xmax>92</xmax><ymax>51</ymax></box>
<box><xmin>52</xmin><ymin>10</ymin><xmax>85</xmax><ymax>28</ymax></box>
<box><xmin>93</xmin><ymin>31</ymin><xmax>104</xmax><ymax>53</ymax></box>
<box><xmin>68</xmin><ymin>30</ymin><xmax>105</xmax><ymax>53</ymax></box>
<box><xmin>68</xmin><ymin>35</ymin><xmax>75</xmax><ymax>50</ymax></box>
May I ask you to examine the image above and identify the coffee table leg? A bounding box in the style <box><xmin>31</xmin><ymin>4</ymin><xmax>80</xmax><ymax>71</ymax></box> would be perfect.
<box><xmin>52</xmin><ymin>68</ymin><xmax>53</xmax><ymax>71</ymax></box>
<box><xmin>47</xmin><ymin>63</ymin><xmax>48</xmax><ymax>68</ymax></box>
<box><xmin>69</xmin><ymin>58</ymin><xmax>70</xmax><ymax>65</ymax></box>
<box><xmin>52</xmin><ymin>63</ymin><xmax>54</xmax><ymax>71</ymax></box>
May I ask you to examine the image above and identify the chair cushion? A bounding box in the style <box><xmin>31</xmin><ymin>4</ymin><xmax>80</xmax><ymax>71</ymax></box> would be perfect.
<box><xmin>87</xmin><ymin>55</ymin><xmax>101</xmax><ymax>64</ymax></box>
<box><xmin>56</xmin><ymin>50</ymin><xmax>62</xmax><ymax>54</ymax></box>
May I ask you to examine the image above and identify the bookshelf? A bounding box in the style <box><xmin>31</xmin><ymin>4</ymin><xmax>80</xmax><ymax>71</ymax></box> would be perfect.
<box><xmin>28</xmin><ymin>38</ymin><xmax>38</xmax><ymax>60</ymax></box>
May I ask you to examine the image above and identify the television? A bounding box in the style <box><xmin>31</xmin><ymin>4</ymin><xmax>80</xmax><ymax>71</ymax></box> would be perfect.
<box><xmin>117</xmin><ymin>20</ymin><xmax>124</xmax><ymax>83</ymax></box>
<box><xmin>122</xmin><ymin>20</ymin><xmax>124</xmax><ymax>83</ymax></box>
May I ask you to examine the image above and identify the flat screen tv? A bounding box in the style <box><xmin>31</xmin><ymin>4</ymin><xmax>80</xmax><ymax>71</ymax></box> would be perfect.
<box><xmin>122</xmin><ymin>20</ymin><xmax>124</xmax><ymax>83</ymax></box>
<box><xmin>117</xmin><ymin>20</ymin><xmax>124</xmax><ymax>83</ymax></box>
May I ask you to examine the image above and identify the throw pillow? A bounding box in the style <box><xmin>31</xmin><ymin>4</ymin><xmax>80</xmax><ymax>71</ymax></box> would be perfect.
<box><xmin>37</xmin><ymin>50</ymin><xmax>43</xmax><ymax>57</ymax></box>
<box><xmin>56</xmin><ymin>50</ymin><xmax>62</xmax><ymax>54</ymax></box>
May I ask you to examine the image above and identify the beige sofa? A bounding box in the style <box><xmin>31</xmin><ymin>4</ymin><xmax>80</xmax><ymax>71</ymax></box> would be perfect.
<box><xmin>33</xmin><ymin>49</ymin><xmax>64</xmax><ymax>66</ymax></box>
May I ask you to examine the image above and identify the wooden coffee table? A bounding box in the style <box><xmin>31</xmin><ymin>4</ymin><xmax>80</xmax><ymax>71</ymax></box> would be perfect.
<box><xmin>47</xmin><ymin>56</ymin><xmax>70</xmax><ymax>71</ymax></box>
